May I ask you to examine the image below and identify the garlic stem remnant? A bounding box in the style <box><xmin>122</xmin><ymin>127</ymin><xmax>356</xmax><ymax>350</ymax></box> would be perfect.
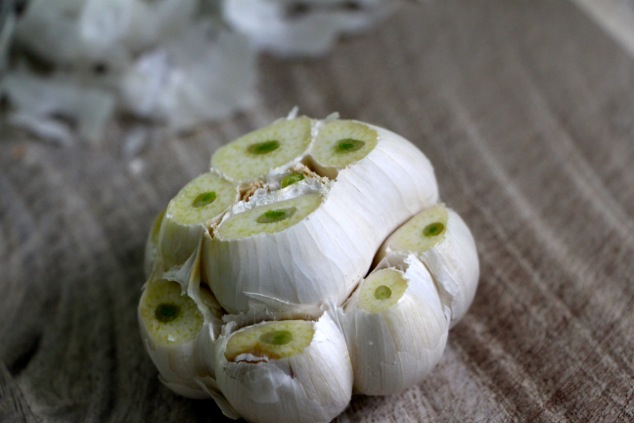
<box><xmin>247</xmin><ymin>140</ymin><xmax>280</xmax><ymax>155</ymax></box>
<box><xmin>334</xmin><ymin>138</ymin><xmax>365</xmax><ymax>153</ymax></box>
<box><xmin>140</xmin><ymin>113</ymin><xmax>479</xmax><ymax>421</ymax></box>
<box><xmin>280</xmin><ymin>171</ymin><xmax>305</xmax><ymax>188</ymax></box>
<box><xmin>255</xmin><ymin>207</ymin><xmax>297</xmax><ymax>223</ymax></box>
<box><xmin>192</xmin><ymin>191</ymin><xmax>217</xmax><ymax>208</ymax></box>
<box><xmin>155</xmin><ymin>303</ymin><xmax>181</xmax><ymax>323</ymax></box>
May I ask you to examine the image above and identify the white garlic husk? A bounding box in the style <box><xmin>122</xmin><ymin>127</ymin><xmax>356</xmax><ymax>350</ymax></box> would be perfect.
<box><xmin>214</xmin><ymin>312</ymin><xmax>353</xmax><ymax>423</ymax></box>
<box><xmin>342</xmin><ymin>255</ymin><xmax>448</xmax><ymax>395</ymax></box>
<box><xmin>378</xmin><ymin>204</ymin><xmax>479</xmax><ymax>327</ymax></box>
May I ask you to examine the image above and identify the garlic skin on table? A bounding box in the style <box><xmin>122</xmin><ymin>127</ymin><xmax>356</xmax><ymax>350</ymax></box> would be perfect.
<box><xmin>138</xmin><ymin>113</ymin><xmax>480</xmax><ymax>422</ymax></box>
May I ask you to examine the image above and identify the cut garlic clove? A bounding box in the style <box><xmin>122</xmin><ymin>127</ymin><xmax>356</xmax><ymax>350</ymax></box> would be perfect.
<box><xmin>203</xmin><ymin>185</ymin><xmax>372</xmax><ymax>314</ymax></box>
<box><xmin>379</xmin><ymin>204</ymin><xmax>479</xmax><ymax>327</ymax></box>
<box><xmin>211</xmin><ymin>116</ymin><xmax>312</xmax><ymax>183</ymax></box>
<box><xmin>138</xmin><ymin>277</ymin><xmax>216</xmax><ymax>397</ymax></box>
<box><xmin>214</xmin><ymin>313</ymin><xmax>353</xmax><ymax>423</ymax></box>
<box><xmin>342</xmin><ymin>256</ymin><xmax>448</xmax><ymax>395</ymax></box>
<box><xmin>158</xmin><ymin>172</ymin><xmax>238</xmax><ymax>270</ymax></box>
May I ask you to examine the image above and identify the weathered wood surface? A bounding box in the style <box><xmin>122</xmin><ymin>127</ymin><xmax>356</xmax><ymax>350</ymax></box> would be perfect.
<box><xmin>1</xmin><ymin>1</ymin><xmax>633</xmax><ymax>422</ymax></box>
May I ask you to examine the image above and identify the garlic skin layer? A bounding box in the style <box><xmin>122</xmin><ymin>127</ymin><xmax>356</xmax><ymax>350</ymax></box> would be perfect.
<box><xmin>342</xmin><ymin>256</ymin><xmax>449</xmax><ymax>395</ymax></box>
<box><xmin>215</xmin><ymin>313</ymin><xmax>353</xmax><ymax>423</ymax></box>
<box><xmin>139</xmin><ymin>113</ymin><xmax>480</xmax><ymax>422</ymax></box>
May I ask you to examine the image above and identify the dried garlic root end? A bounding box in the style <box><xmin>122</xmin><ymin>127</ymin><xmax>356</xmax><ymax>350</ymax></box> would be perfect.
<box><xmin>225</xmin><ymin>320</ymin><xmax>315</xmax><ymax>362</ymax></box>
<box><xmin>211</xmin><ymin>116</ymin><xmax>312</xmax><ymax>183</ymax></box>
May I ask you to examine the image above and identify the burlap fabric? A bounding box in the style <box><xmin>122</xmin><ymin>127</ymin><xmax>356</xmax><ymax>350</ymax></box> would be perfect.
<box><xmin>1</xmin><ymin>1</ymin><xmax>632</xmax><ymax>421</ymax></box>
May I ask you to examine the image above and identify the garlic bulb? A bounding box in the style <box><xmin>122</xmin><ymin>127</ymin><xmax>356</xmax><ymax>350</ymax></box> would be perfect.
<box><xmin>138</xmin><ymin>113</ymin><xmax>479</xmax><ymax>422</ymax></box>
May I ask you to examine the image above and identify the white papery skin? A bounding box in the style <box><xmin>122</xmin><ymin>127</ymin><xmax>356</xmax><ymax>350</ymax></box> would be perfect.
<box><xmin>379</xmin><ymin>207</ymin><xmax>480</xmax><ymax>327</ymax></box>
<box><xmin>215</xmin><ymin>313</ymin><xmax>353</xmax><ymax>423</ymax></box>
<box><xmin>342</xmin><ymin>256</ymin><xmax>448</xmax><ymax>395</ymax></box>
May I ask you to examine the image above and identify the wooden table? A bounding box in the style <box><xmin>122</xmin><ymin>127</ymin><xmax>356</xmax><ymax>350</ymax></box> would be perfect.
<box><xmin>2</xmin><ymin>1</ymin><xmax>633</xmax><ymax>421</ymax></box>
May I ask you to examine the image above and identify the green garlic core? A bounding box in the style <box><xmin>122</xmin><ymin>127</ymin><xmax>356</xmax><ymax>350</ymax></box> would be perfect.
<box><xmin>423</xmin><ymin>222</ymin><xmax>445</xmax><ymax>237</ymax></box>
<box><xmin>374</xmin><ymin>285</ymin><xmax>392</xmax><ymax>300</ymax></box>
<box><xmin>247</xmin><ymin>140</ymin><xmax>280</xmax><ymax>155</ymax></box>
<box><xmin>334</xmin><ymin>138</ymin><xmax>365</xmax><ymax>154</ymax></box>
<box><xmin>155</xmin><ymin>303</ymin><xmax>181</xmax><ymax>323</ymax></box>
<box><xmin>256</xmin><ymin>207</ymin><xmax>297</xmax><ymax>223</ymax></box>
<box><xmin>260</xmin><ymin>330</ymin><xmax>293</xmax><ymax>346</ymax></box>
<box><xmin>280</xmin><ymin>172</ymin><xmax>305</xmax><ymax>188</ymax></box>
<box><xmin>192</xmin><ymin>191</ymin><xmax>217</xmax><ymax>208</ymax></box>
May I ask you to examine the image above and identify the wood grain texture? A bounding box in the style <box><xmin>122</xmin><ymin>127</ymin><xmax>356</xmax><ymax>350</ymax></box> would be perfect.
<box><xmin>1</xmin><ymin>1</ymin><xmax>633</xmax><ymax>422</ymax></box>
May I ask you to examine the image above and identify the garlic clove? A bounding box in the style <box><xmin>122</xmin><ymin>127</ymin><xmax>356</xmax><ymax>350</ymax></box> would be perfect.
<box><xmin>138</xmin><ymin>277</ymin><xmax>218</xmax><ymax>396</ymax></box>
<box><xmin>158</xmin><ymin>172</ymin><xmax>238</xmax><ymax>270</ymax></box>
<box><xmin>211</xmin><ymin>116</ymin><xmax>312</xmax><ymax>184</ymax></box>
<box><xmin>379</xmin><ymin>204</ymin><xmax>480</xmax><ymax>327</ymax></box>
<box><xmin>214</xmin><ymin>313</ymin><xmax>353</xmax><ymax>423</ymax></box>
<box><xmin>342</xmin><ymin>255</ymin><xmax>448</xmax><ymax>395</ymax></box>
<box><xmin>203</xmin><ymin>181</ymin><xmax>371</xmax><ymax>314</ymax></box>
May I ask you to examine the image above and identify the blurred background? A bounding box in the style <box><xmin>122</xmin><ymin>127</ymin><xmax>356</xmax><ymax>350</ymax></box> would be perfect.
<box><xmin>1</xmin><ymin>1</ymin><xmax>633</xmax><ymax>422</ymax></box>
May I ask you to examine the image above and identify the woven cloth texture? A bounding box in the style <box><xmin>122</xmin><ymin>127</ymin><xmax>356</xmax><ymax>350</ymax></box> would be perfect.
<box><xmin>1</xmin><ymin>1</ymin><xmax>633</xmax><ymax>422</ymax></box>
